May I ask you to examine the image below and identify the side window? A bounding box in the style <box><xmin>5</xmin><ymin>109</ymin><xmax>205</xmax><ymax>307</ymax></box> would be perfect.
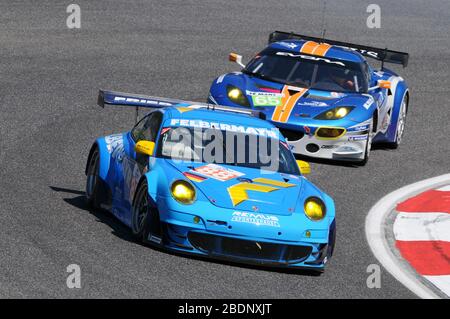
<box><xmin>363</xmin><ymin>62</ymin><xmax>372</xmax><ymax>86</ymax></box>
<box><xmin>131</xmin><ymin>111</ymin><xmax>163</xmax><ymax>142</ymax></box>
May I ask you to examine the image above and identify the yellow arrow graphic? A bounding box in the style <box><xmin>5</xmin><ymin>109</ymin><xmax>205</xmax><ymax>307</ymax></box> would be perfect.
<box><xmin>227</xmin><ymin>178</ymin><xmax>296</xmax><ymax>206</ymax></box>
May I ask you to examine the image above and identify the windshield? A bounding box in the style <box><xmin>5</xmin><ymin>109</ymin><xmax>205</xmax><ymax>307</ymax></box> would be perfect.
<box><xmin>157</xmin><ymin>126</ymin><xmax>300</xmax><ymax>175</ymax></box>
<box><xmin>243</xmin><ymin>48</ymin><xmax>368</xmax><ymax>93</ymax></box>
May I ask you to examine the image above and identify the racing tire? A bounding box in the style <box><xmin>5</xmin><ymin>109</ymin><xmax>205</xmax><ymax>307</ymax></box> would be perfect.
<box><xmin>327</xmin><ymin>220</ymin><xmax>336</xmax><ymax>259</ymax></box>
<box><xmin>358</xmin><ymin>117</ymin><xmax>375</xmax><ymax>166</ymax></box>
<box><xmin>387</xmin><ymin>94</ymin><xmax>408</xmax><ymax>149</ymax></box>
<box><xmin>131</xmin><ymin>180</ymin><xmax>161</xmax><ymax>242</ymax></box>
<box><xmin>86</xmin><ymin>147</ymin><xmax>103</xmax><ymax>209</ymax></box>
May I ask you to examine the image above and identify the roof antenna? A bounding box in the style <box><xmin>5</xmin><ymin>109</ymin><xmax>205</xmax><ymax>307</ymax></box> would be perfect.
<box><xmin>320</xmin><ymin>0</ymin><xmax>328</xmax><ymax>43</ymax></box>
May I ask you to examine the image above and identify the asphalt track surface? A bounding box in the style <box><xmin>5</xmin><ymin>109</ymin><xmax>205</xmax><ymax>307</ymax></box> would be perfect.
<box><xmin>0</xmin><ymin>0</ymin><xmax>449</xmax><ymax>298</ymax></box>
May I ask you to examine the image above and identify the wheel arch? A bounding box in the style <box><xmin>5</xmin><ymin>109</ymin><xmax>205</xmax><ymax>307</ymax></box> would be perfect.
<box><xmin>386</xmin><ymin>81</ymin><xmax>409</xmax><ymax>141</ymax></box>
<box><xmin>85</xmin><ymin>139</ymin><xmax>112</xmax><ymax>181</ymax></box>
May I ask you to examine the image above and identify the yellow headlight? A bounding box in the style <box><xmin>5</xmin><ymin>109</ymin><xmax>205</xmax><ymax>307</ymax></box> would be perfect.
<box><xmin>335</xmin><ymin>107</ymin><xmax>349</xmax><ymax>118</ymax></box>
<box><xmin>171</xmin><ymin>180</ymin><xmax>196</xmax><ymax>204</ymax></box>
<box><xmin>228</xmin><ymin>88</ymin><xmax>242</xmax><ymax>100</ymax></box>
<box><xmin>304</xmin><ymin>197</ymin><xmax>326</xmax><ymax>221</ymax></box>
<box><xmin>315</xmin><ymin>106</ymin><xmax>354</xmax><ymax>120</ymax></box>
<box><xmin>325</xmin><ymin>111</ymin><xmax>334</xmax><ymax>119</ymax></box>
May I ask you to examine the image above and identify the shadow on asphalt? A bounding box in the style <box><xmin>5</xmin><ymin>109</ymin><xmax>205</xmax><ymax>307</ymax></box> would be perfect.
<box><xmin>50</xmin><ymin>186</ymin><xmax>324</xmax><ymax>277</ymax></box>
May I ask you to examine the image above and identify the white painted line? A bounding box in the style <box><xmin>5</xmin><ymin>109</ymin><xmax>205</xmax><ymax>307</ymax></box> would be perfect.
<box><xmin>365</xmin><ymin>173</ymin><xmax>450</xmax><ymax>299</ymax></box>
<box><xmin>424</xmin><ymin>275</ymin><xmax>450</xmax><ymax>296</ymax></box>
<box><xmin>394</xmin><ymin>212</ymin><xmax>450</xmax><ymax>242</ymax></box>
<box><xmin>437</xmin><ymin>185</ymin><xmax>450</xmax><ymax>191</ymax></box>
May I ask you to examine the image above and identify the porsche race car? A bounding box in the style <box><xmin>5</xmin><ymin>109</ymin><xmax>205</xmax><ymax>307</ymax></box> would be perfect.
<box><xmin>208</xmin><ymin>31</ymin><xmax>410</xmax><ymax>164</ymax></box>
<box><xmin>85</xmin><ymin>90</ymin><xmax>336</xmax><ymax>272</ymax></box>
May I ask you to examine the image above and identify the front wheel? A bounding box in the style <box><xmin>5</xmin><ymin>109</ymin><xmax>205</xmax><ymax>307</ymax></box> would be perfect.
<box><xmin>388</xmin><ymin>94</ymin><xmax>408</xmax><ymax>149</ymax></box>
<box><xmin>86</xmin><ymin>148</ymin><xmax>102</xmax><ymax>209</ymax></box>
<box><xmin>358</xmin><ymin>117</ymin><xmax>375</xmax><ymax>166</ymax></box>
<box><xmin>131</xmin><ymin>180</ymin><xmax>161</xmax><ymax>242</ymax></box>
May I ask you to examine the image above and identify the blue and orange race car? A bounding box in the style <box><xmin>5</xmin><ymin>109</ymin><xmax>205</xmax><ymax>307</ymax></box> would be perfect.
<box><xmin>208</xmin><ymin>31</ymin><xmax>410</xmax><ymax>164</ymax></box>
<box><xmin>85</xmin><ymin>90</ymin><xmax>336</xmax><ymax>272</ymax></box>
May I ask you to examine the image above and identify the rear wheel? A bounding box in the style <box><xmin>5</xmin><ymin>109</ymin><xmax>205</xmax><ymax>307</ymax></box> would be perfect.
<box><xmin>86</xmin><ymin>148</ymin><xmax>102</xmax><ymax>209</ymax></box>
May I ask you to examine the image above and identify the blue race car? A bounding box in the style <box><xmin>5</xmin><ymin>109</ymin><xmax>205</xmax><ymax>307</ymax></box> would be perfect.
<box><xmin>85</xmin><ymin>90</ymin><xmax>336</xmax><ymax>272</ymax></box>
<box><xmin>208</xmin><ymin>31</ymin><xmax>410</xmax><ymax>164</ymax></box>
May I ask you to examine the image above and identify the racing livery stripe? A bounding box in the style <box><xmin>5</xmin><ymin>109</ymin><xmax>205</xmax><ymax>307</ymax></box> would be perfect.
<box><xmin>312</xmin><ymin>43</ymin><xmax>332</xmax><ymax>56</ymax></box>
<box><xmin>300</xmin><ymin>41</ymin><xmax>331</xmax><ymax>57</ymax></box>
<box><xmin>271</xmin><ymin>86</ymin><xmax>308</xmax><ymax>123</ymax></box>
<box><xmin>300</xmin><ymin>41</ymin><xmax>319</xmax><ymax>54</ymax></box>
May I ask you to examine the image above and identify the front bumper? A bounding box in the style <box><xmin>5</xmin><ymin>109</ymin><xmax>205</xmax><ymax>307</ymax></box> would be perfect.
<box><xmin>279</xmin><ymin>126</ymin><xmax>369</xmax><ymax>161</ymax></box>
<box><xmin>148</xmin><ymin>209</ymin><xmax>331</xmax><ymax>270</ymax></box>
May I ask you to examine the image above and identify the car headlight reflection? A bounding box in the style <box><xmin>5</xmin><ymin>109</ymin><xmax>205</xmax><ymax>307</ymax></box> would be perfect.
<box><xmin>171</xmin><ymin>180</ymin><xmax>196</xmax><ymax>204</ymax></box>
<box><xmin>304</xmin><ymin>197</ymin><xmax>326</xmax><ymax>221</ymax></box>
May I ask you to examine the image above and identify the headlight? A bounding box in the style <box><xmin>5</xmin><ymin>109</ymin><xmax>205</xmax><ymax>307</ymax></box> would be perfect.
<box><xmin>170</xmin><ymin>180</ymin><xmax>196</xmax><ymax>204</ymax></box>
<box><xmin>226</xmin><ymin>85</ymin><xmax>250</xmax><ymax>107</ymax></box>
<box><xmin>304</xmin><ymin>197</ymin><xmax>326</xmax><ymax>221</ymax></box>
<box><xmin>315</xmin><ymin>106</ymin><xmax>354</xmax><ymax>120</ymax></box>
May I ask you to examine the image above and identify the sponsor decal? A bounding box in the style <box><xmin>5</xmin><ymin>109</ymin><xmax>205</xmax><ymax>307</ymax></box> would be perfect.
<box><xmin>348</xmin><ymin>124</ymin><xmax>370</xmax><ymax>132</ymax></box>
<box><xmin>105</xmin><ymin>134</ymin><xmax>124</xmax><ymax>160</ymax></box>
<box><xmin>278</xmin><ymin>42</ymin><xmax>298</xmax><ymax>49</ymax></box>
<box><xmin>334</xmin><ymin>45</ymin><xmax>379</xmax><ymax>59</ymax></box>
<box><xmin>348</xmin><ymin>135</ymin><xmax>368</xmax><ymax>141</ymax></box>
<box><xmin>113</xmin><ymin>96</ymin><xmax>172</xmax><ymax>107</ymax></box>
<box><xmin>246</xmin><ymin>91</ymin><xmax>282</xmax><ymax>107</ymax></box>
<box><xmin>169</xmin><ymin>119</ymin><xmax>279</xmax><ymax>139</ymax></box>
<box><xmin>299</xmin><ymin>101</ymin><xmax>329</xmax><ymax>107</ymax></box>
<box><xmin>276</xmin><ymin>51</ymin><xmax>345</xmax><ymax>66</ymax></box>
<box><xmin>193</xmin><ymin>164</ymin><xmax>244</xmax><ymax>182</ymax></box>
<box><xmin>183</xmin><ymin>172</ymin><xmax>207</xmax><ymax>183</ymax></box>
<box><xmin>363</xmin><ymin>97</ymin><xmax>375</xmax><ymax>109</ymax></box>
<box><xmin>231</xmin><ymin>211</ymin><xmax>280</xmax><ymax>227</ymax></box>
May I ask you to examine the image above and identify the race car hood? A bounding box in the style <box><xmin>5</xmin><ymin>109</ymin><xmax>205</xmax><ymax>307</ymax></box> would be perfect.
<box><xmin>221</xmin><ymin>73</ymin><xmax>374</xmax><ymax>122</ymax></box>
<box><xmin>165</xmin><ymin>160</ymin><xmax>305</xmax><ymax>216</ymax></box>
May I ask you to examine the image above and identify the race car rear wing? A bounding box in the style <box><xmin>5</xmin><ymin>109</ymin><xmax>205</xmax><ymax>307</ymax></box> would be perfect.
<box><xmin>268</xmin><ymin>31</ymin><xmax>409</xmax><ymax>67</ymax></box>
<box><xmin>97</xmin><ymin>89</ymin><xmax>266</xmax><ymax>122</ymax></box>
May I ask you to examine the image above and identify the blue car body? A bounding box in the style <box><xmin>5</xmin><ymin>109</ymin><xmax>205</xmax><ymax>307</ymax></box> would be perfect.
<box><xmin>86</xmin><ymin>90</ymin><xmax>336</xmax><ymax>271</ymax></box>
<box><xmin>209</xmin><ymin>32</ymin><xmax>410</xmax><ymax>162</ymax></box>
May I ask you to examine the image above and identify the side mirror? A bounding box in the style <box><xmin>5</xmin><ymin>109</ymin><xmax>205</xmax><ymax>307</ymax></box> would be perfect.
<box><xmin>229</xmin><ymin>52</ymin><xmax>245</xmax><ymax>68</ymax></box>
<box><xmin>377</xmin><ymin>80</ymin><xmax>391</xmax><ymax>89</ymax></box>
<box><xmin>135</xmin><ymin>140</ymin><xmax>155</xmax><ymax>156</ymax></box>
<box><xmin>296</xmin><ymin>160</ymin><xmax>311</xmax><ymax>175</ymax></box>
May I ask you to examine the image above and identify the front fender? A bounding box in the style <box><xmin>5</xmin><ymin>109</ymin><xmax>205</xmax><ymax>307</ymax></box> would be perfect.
<box><xmin>386</xmin><ymin>80</ymin><xmax>409</xmax><ymax>141</ymax></box>
<box><xmin>85</xmin><ymin>138</ymin><xmax>111</xmax><ymax>181</ymax></box>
